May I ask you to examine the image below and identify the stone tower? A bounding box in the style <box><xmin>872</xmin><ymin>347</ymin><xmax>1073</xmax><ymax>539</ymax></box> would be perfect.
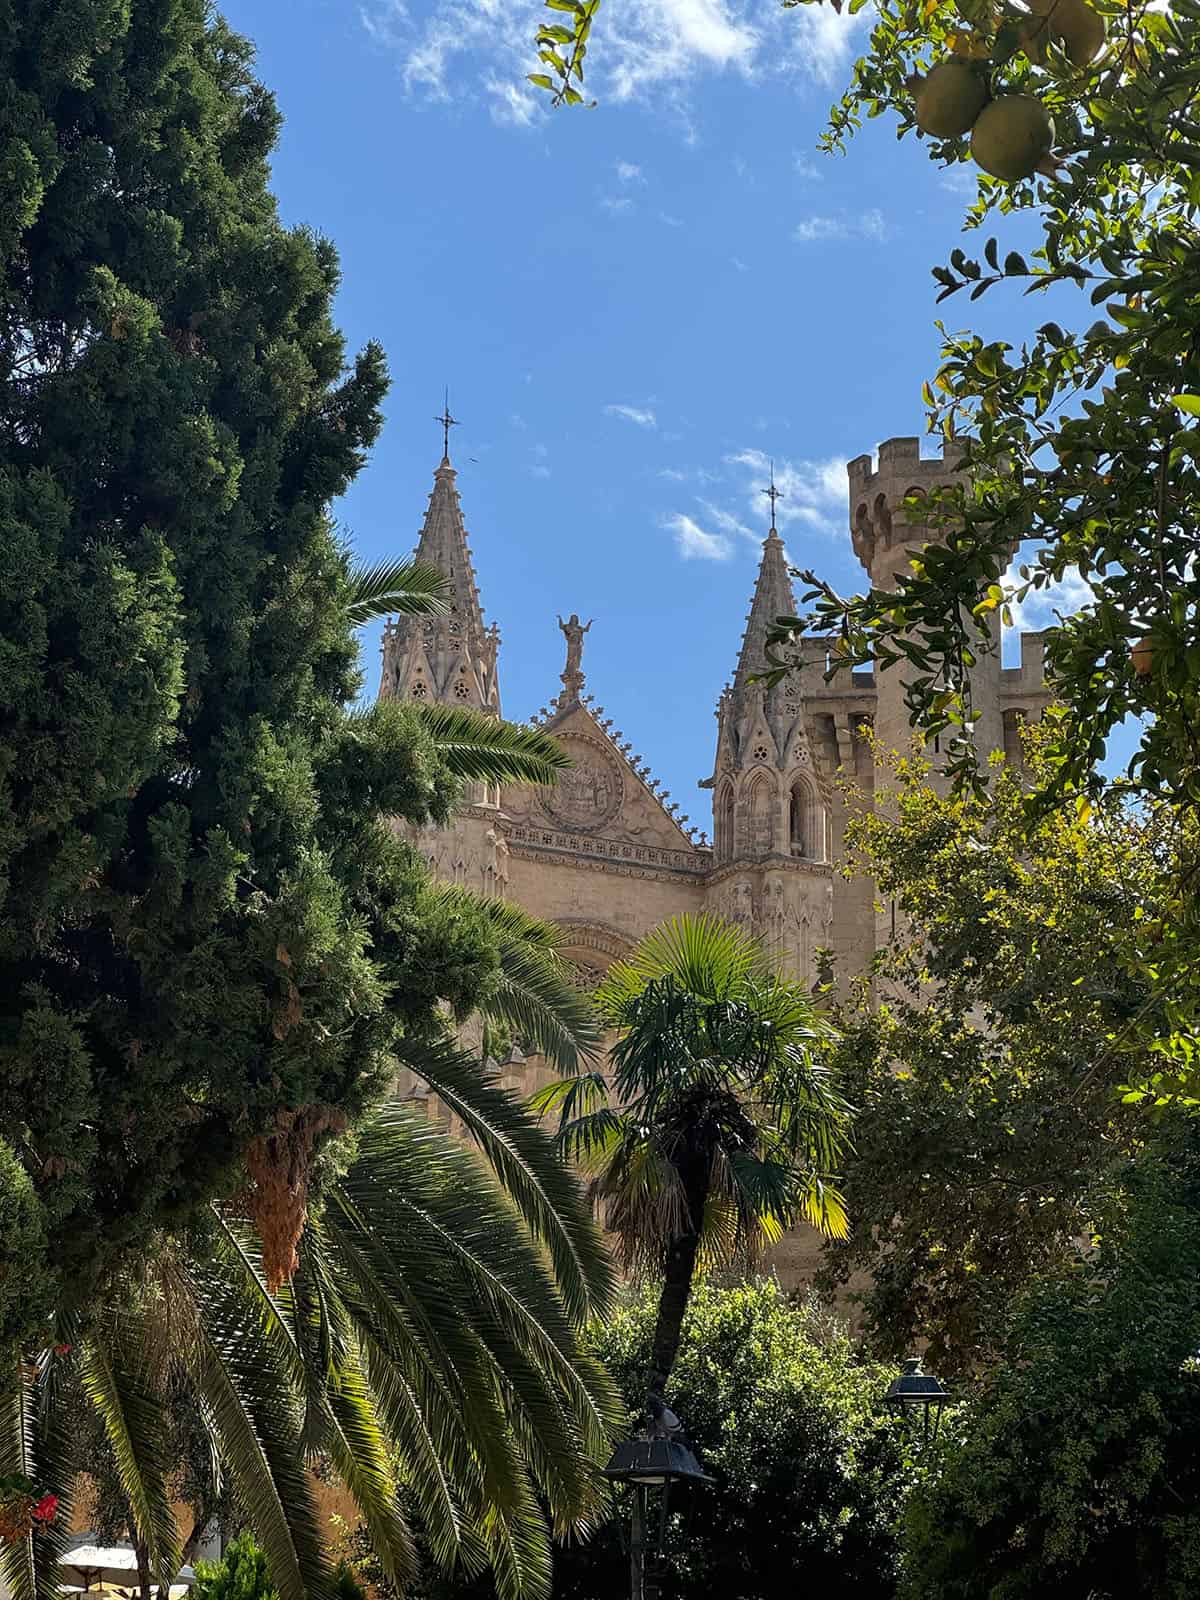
<box><xmin>379</xmin><ymin>446</ymin><xmax>509</xmax><ymax>896</ymax></box>
<box><xmin>705</xmin><ymin>502</ymin><xmax>834</xmax><ymax>982</ymax></box>
<box><xmin>848</xmin><ymin>436</ymin><xmax>1004</xmax><ymax>768</ymax></box>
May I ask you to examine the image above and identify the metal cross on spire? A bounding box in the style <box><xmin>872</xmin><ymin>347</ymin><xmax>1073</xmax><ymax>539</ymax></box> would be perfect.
<box><xmin>435</xmin><ymin>390</ymin><xmax>459</xmax><ymax>461</ymax></box>
<box><xmin>762</xmin><ymin>460</ymin><xmax>784</xmax><ymax>530</ymax></box>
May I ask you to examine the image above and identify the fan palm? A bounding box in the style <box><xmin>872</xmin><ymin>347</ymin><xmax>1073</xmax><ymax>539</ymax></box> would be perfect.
<box><xmin>533</xmin><ymin>914</ymin><xmax>850</xmax><ymax>1391</ymax></box>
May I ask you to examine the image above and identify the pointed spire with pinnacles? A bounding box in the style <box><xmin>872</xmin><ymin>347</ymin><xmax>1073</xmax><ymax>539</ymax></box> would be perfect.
<box><xmin>733</xmin><ymin>461</ymin><xmax>798</xmax><ymax>691</ymax></box>
<box><xmin>378</xmin><ymin>396</ymin><xmax>501</xmax><ymax>713</ymax></box>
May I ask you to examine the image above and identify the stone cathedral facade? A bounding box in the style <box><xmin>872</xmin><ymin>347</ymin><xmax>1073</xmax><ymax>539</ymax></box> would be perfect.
<box><xmin>379</xmin><ymin>435</ymin><xmax>1052</xmax><ymax>1267</ymax></box>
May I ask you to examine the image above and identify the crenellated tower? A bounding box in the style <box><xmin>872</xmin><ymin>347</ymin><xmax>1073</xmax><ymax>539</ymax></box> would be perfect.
<box><xmin>703</xmin><ymin>483</ymin><xmax>833</xmax><ymax>981</ymax></box>
<box><xmin>848</xmin><ymin>436</ymin><xmax>1005</xmax><ymax>769</ymax></box>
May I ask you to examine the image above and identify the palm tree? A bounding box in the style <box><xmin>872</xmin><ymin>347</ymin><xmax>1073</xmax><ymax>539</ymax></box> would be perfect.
<box><xmin>3</xmin><ymin>916</ymin><xmax>616</xmax><ymax>1600</ymax></box>
<box><xmin>534</xmin><ymin>914</ymin><xmax>850</xmax><ymax>1393</ymax></box>
<box><xmin>9</xmin><ymin>1087</ymin><xmax>617</xmax><ymax>1600</ymax></box>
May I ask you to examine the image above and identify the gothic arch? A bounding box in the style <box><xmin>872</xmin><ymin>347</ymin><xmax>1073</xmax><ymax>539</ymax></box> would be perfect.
<box><xmin>717</xmin><ymin>779</ymin><xmax>735</xmax><ymax>863</ymax></box>
<box><xmin>788</xmin><ymin>774</ymin><xmax>822</xmax><ymax>861</ymax></box>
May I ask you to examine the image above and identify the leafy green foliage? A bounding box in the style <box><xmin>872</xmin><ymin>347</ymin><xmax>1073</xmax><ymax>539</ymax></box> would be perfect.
<box><xmin>193</xmin><ymin>1533</ymin><xmax>280</xmax><ymax>1600</ymax></box>
<box><xmin>900</xmin><ymin>1144</ymin><xmax>1200</xmax><ymax>1599</ymax></box>
<box><xmin>536</xmin><ymin>914</ymin><xmax>848</xmax><ymax>1386</ymax></box>
<box><xmin>0</xmin><ymin>0</ymin><xmax>586</xmax><ymax>1349</ymax></box>
<box><xmin>528</xmin><ymin>0</ymin><xmax>601</xmax><ymax>106</ymax></box>
<box><xmin>760</xmin><ymin>0</ymin><xmax>1200</xmax><ymax>1094</ymax></box>
<box><xmin>365</xmin><ymin>1282</ymin><xmax>912</xmax><ymax>1600</ymax></box>
<box><xmin>818</xmin><ymin>737</ymin><xmax>1171</xmax><ymax>1374</ymax></box>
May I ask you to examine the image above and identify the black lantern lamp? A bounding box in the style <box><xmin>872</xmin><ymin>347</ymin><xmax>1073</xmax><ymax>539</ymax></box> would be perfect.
<box><xmin>885</xmin><ymin>1356</ymin><xmax>949</xmax><ymax>1442</ymax></box>
<box><xmin>603</xmin><ymin>1397</ymin><xmax>712</xmax><ymax>1600</ymax></box>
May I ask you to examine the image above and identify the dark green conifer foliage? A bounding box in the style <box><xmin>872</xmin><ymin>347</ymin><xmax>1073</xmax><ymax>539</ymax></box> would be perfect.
<box><xmin>0</xmin><ymin>0</ymin><xmax>493</xmax><ymax>1337</ymax></box>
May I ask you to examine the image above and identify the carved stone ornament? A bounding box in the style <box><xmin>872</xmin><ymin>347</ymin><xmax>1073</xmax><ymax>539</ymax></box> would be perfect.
<box><xmin>539</xmin><ymin>735</ymin><xmax>623</xmax><ymax>832</ymax></box>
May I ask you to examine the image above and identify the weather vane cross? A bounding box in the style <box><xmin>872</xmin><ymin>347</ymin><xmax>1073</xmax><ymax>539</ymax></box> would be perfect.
<box><xmin>436</xmin><ymin>390</ymin><xmax>459</xmax><ymax>460</ymax></box>
<box><xmin>762</xmin><ymin>460</ymin><xmax>784</xmax><ymax>529</ymax></box>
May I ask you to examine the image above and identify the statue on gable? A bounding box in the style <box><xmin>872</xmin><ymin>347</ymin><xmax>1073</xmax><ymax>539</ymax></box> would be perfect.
<box><xmin>558</xmin><ymin>613</ymin><xmax>593</xmax><ymax>680</ymax></box>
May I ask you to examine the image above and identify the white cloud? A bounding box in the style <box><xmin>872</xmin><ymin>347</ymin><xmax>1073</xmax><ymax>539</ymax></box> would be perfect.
<box><xmin>659</xmin><ymin>211</ymin><xmax>685</xmax><ymax>227</ymax></box>
<box><xmin>659</xmin><ymin>467</ymin><xmax>689</xmax><ymax>481</ymax></box>
<box><xmin>530</xmin><ymin>463</ymin><xmax>552</xmax><ymax>479</ymax></box>
<box><xmin>794</xmin><ymin>208</ymin><xmax>890</xmax><ymax>243</ymax></box>
<box><xmin>600</xmin><ymin>193</ymin><xmax>634</xmax><ymax>214</ymax></box>
<box><xmin>616</xmin><ymin>160</ymin><xmax>644</xmax><ymax>182</ymax></box>
<box><xmin>1002</xmin><ymin>559</ymin><xmax>1092</xmax><ymax>632</ymax></box>
<box><xmin>606</xmin><ymin>403</ymin><xmax>658</xmax><ymax>428</ymax></box>
<box><xmin>731</xmin><ymin>255</ymin><xmax>749</xmax><ymax>272</ymax></box>
<box><xmin>359</xmin><ymin>0</ymin><xmax>864</xmax><ymax>127</ymax></box>
<box><xmin>665</xmin><ymin>512</ymin><xmax>734</xmax><ymax>561</ymax></box>
<box><xmin>725</xmin><ymin>447</ymin><xmax>847</xmax><ymax>533</ymax></box>
<box><xmin>793</xmin><ymin>152</ymin><xmax>822</xmax><ymax>180</ymax></box>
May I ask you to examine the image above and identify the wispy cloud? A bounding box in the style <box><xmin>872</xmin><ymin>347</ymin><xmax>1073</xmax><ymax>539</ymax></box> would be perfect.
<box><xmin>725</xmin><ymin>447</ymin><xmax>847</xmax><ymax>534</ymax></box>
<box><xmin>606</xmin><ymin>403</ymin><xmax>658</xmax><ymax>428</ymax></box>
<box><xmin>659</xmin><ymin>211</ymin><xmax>685</xmax><ymax>227</ymax></box>
<box><xmin>665</xmin><ymin>512</ymin><xmax>734</xmax><ymax>561</ymax></box>
<box><xmin>600</xmin><ymin>193</ymin><xmax>634</xmax><ymax>214</ymax></box>
<box><xmin>731</xmin><ymin>255</ymin><xmax>749</xmax><ymax>272</ymax></box>
<box><xmin>794</xmin><ymin>208</ymin><xmax>890</xmax><ymax>243</ymax></box>
<box><xmin>359</xmin><ymin>0</ymin><xmax>864</xmax><ymax>128</ymax></box>
<box><xmin>793</xmin><ymin>152</ymin><xmax>822</xmax><ymax>179</ymax></box>
<box><xmin>616</xmin><ymin>160</ymin><xmax>645</xmax><ymax>182</ymax></box>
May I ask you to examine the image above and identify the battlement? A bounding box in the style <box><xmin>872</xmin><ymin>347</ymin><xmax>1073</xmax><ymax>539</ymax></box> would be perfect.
<box><xmin>1000</xmin><ymin>629</ymin><xmax>1048</xmax><ymax>694</ymax></box>
<box><xmin>849</xmin><ymin>436</ymin><xmax>970</xmax><ymax>578</ymax></box>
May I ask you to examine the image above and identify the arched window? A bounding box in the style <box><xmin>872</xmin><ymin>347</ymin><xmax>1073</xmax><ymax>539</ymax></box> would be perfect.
<box><xmin>718</xmin><ymin>782</ymin><xmax>735</xmax><ymax>863</ymax></box>
<box><xmin>789</xmin><ymin>778</ymin><xmax>821</xmax><ymax>860</ymax></box>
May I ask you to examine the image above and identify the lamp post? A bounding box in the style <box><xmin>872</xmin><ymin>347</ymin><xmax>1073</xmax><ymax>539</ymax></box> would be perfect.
<box><xmin>885</xmin><ymin>1355</ymin><xmax>949</xmax><ymax>1443</ymax></box>
<box><xmin>603</xmin><ymin>1398</ymin><xmax>712</xmax><ymax>1600</ymax></box>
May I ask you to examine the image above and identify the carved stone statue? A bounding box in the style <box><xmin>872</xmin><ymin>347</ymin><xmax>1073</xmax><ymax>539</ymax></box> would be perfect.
<box><xmin>557</xmin><ymin>613</ymin><xmax>593</xmax><ymax>679</ymax></box>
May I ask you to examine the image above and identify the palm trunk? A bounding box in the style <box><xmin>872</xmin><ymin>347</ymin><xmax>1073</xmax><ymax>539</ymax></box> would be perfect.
<box><xmin>649</xmin><ymin>1159</ymin><xmax>710</xmax><ymax>1392</ymax></box>
<box><xmin>135</xmin><ymin>1540</ymin><xmax>152</xmax><ymax>1600</ymax></box>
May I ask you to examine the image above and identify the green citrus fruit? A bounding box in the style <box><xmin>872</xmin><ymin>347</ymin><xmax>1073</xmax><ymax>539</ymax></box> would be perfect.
<box><xmin>970</xmin><ymin>96</ymin><xmax>1054</xmax><ymax>182</ymax></box>
<box><xmin>914</xmin><ymin>59</ymin><xmax>989</xmax><ymax>139</ymax></box>
<box><xmin>1028</xmin><ymin>0</ymin><xmax>1106</xmax><ymax>64</ymax></box>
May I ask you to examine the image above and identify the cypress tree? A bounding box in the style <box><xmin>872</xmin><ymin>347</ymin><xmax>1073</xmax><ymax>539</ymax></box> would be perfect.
<box><xmin>0</xmin><ymin>0</ymin><xmax>496</xmax><ymax>1338</ymax></box>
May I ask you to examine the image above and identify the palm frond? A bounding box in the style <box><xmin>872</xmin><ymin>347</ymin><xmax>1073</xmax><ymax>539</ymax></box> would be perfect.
<box><xmin>414</xmin><ymin>703</ymin><xmax>570</xmax><ymax>786</ymax></box>
<box><xmin>395</xmin><ymin>1040</ymin><xmax>616</xmax><ymax>1322</ymax></box>
<box><xmin>346</xmin><ymin>558</ymin><xmax>449</xmax><ymax>625</ymax></box>
<box><xmin>0</xmin><ymin>1340</ymin><xmax>79</xmax><ymax>1600</ymax></box>
<box><xmin>78</xmin><ymin>1311</ymin><xmax>180</xmax><ymax>1589</ymax></box>
<box><xmin>446</xmin><ymin>890</ymin><xmax>604</xmax><ymax>1070</ymax></box>
<box><xmin>171</xmin><ymin>1253</ymin><xmax>330</xmax><ymax>1600</ymax></box>
<box><xmin>597</xmin><ymin>913</ymin><xmax>765</xmax><ymax>1015</ymax></box>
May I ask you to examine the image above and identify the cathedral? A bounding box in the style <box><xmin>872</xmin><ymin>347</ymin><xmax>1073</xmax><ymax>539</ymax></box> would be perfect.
<box><xmin>380</xmin><ymin>430</ymin><xmax>1051</xmax><ymax>993</ymax></box>
<box><xmin>379</xmin><ymin>430</ymin><xmax>1052</xmax><ymax>1276</ymax></box>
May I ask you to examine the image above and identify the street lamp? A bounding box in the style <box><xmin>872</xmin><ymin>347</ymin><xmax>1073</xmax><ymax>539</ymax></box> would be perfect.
<box><xmin>603</xmin><ymin>1397</ymin><xmax>712</xmax><ymax>1600</ymax></box>
<box><xmin>885</xmin><ymin>1355</ymin><xmax>949</xmax><ymax>1443</ymax></box>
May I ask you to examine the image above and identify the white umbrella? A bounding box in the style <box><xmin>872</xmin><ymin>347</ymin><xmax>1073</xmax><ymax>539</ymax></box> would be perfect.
<box><xmin>61</xmin><ymin>1539</ymin><xmax>194</xmax><ymax>1593</ymax></box>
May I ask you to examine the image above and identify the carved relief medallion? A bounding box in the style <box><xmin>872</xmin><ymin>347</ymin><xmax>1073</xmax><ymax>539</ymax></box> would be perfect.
<box><xmin>540</xmin><ymin>736</ymin><xmax>623</xmax><ymax>832</ymax></box>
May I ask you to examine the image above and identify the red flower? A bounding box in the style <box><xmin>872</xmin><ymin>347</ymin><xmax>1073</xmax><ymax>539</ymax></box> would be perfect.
<box><xmin>53</xmin><ymin>1344</ymin><xmax>71</xmax><ymax>1357</ymax></box>
<box><xmin>31</xmin><ymin>1495</ymin><xmax>57</xmax><ymax>1524</ymax></box>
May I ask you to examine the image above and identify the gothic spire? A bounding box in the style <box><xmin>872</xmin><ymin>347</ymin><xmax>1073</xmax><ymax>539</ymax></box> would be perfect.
<box><xmin>733</xmin><ymin>523</ymin><xmax>797</xmax><ymax>692</ymax></box>
<box><xmin>413</xmin><ymin>453</ymin><xmax>487</xmax><ymax>656</ymax></box>
<box><xmin>378</xmin><ymin>446</ymin><xmax>500</xmax><ymax>714</ymax></box>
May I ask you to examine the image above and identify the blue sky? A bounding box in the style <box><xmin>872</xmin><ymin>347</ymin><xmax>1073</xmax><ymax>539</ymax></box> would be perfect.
<box><xmin>224</xmin><ymin>0</ymin><xmax>1082</xmax><ymax>830</ymax></box>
